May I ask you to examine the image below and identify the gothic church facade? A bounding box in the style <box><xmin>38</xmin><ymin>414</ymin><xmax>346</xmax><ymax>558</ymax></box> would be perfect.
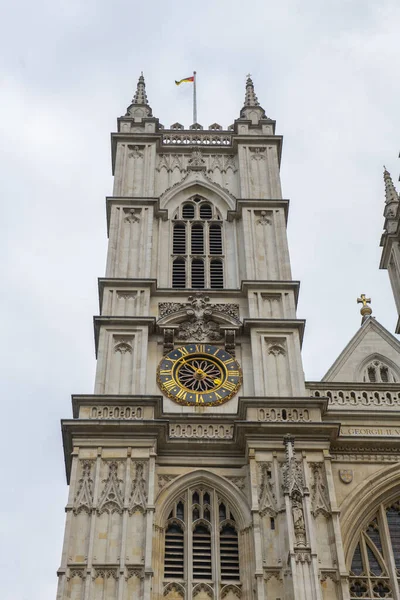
<box><xmin>57</xmin><ymin>75</ymin><xmax>400</xmax><ymax>600</ymax></box>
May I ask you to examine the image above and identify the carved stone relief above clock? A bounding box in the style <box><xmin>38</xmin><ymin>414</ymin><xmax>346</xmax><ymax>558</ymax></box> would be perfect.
<box><xmin>158</xmin><ymin>293</ymin><xmax>241</xmax><ymax>348</ymax></box>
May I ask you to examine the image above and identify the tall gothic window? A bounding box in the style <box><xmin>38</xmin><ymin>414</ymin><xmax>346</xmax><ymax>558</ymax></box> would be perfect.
<box><xmin>349</xmin><ymin>500</ymin><xmax>400</xmax><ymax>598</ymax></box>
<box><xmin>163</xmin><ymin>488</ymin><xmax>240</xmax><ymax>589</ymax></box>
<box><xmin>172</xmin><ymin>198</ymin><xmax>224</xmax><ymax>289</ymax></box>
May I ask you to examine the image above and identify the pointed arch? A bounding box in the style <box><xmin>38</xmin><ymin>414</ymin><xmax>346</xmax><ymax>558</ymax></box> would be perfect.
<box><xmin>160</xmin><ymin>178</ymin><xmax>236</xmax><ymax>214</ymax></box>
<box><xmin>340</xmin><ymin>463</ymin><xmax>400</xmax><ymax>563</ymax></box>
<box><xmin>155</xmin><ymin>469</ymin><xmax>251</xmax><ymax>531</ymax></box>
<box><xmin>357</xmin><ymin>353</ymin><xmax>400</xmax><ymax>383</ymax></box>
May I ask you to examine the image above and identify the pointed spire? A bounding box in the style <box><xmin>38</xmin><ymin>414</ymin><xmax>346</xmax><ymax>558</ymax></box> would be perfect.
<box><xmin>243</xmin><ymin>74</ymin><xmax>260</xmax><ymax>107</ymax></box>
<box><xmin>239</xmin><ymin>74</ymin><xmax>267</xmax><ymax>122</ymax></box>
<box><xmin>132</xmin><ymin>72</ymin><xmax>149</xmax><ymax>105</ymax></box>
<box><xmin>383</xmin><ymin>166</ymin><xmax>399</xmax><ymax>204</ymax></box>
<box><xmin>125</xmin><ymin>72</ymin><xmax>153</xmax><ymax>119</ymax></box>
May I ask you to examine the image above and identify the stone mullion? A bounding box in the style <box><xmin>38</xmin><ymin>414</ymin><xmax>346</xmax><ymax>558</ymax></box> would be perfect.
<box><xmin>204</xmin><ymin>222</ymin><xmax>210</xmax><ymax>289</ymax></box>
<box><xmin>117</xmin><ymin>452</ymin><xmax>131</xmax><ymax>600</ymax></box>
<box><xmin>143</xmin><ymin>449</ymin><xmax>156</xmax><ymax>600</ymax></box>
<box><xmin>323</xmin><ymin>450</ymin><xmax>350</xmax><ymax>600</ymax></box>
<box><xmin>145</xmin><ymin>207</ymin><xmax>153</xmax><ymax>278</ymax></box>
<box><xmin>187</xmin><ymin>489</ymin><xmax>193</xmax><ymax>600</ymax></box>
<box><xmin>359</xmin><ymin>535</ymin><xmax>373</xmax><ymax>597</ymax></box>
<box><xmin>84</xmin><ymin>448</ymin><xmax>102</xmax><ymax>600</ymax></box>
<box><xmin>212</xmin><ymin>488</ymin><xmax>220</xmax><ymax>600</ymax></box>
<box><xmin>301</xmin><ymin>456</ymin><xmax>323</xmax><ymax>600</ymax></box>
<box><xmin>248</xmin><ymin>449</ymin><xmax>266</xmax><ymax>600</ymax></box>
<box><xmin>379</xmin><ymin>503</ymin><xmax>400</xmax><ymax>599</ymax></box>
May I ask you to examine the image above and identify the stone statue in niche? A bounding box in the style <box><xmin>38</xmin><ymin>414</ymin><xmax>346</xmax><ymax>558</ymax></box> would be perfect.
<box><xmin>292</xmin><ymin>493</ymin><xmax>306</xmax><ymax>546</ymax></box>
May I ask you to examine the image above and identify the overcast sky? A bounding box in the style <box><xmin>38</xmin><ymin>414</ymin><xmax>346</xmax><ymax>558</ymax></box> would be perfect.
<box><xmin>1</xmin><ymin>1</ymin><xmax>399</xmax><ymax>598</ymax></box>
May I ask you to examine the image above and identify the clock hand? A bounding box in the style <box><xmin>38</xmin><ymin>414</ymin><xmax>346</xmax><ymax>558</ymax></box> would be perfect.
<box><xmin>177</xmin><ymin>357</ymin><xmax>199</xmax><ymax>373</ymax></box>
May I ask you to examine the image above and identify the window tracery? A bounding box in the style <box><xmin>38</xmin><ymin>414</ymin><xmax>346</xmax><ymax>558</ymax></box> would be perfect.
<box><xmin>163</xmin><ymin>487</ymin><xmax>240</xmax><ymax>593</ymax></box>
<box><xmin>362</xmin><ymin>359</ymin><xmax>397</xmax><ymax>384</ymax></box>
<box><xmin>172</xmin><ymin>198</ymin><xmax>224</xmax><ymax>289</ymax></box>
<box><xmin>349</xmin><ymin>500</ymin><xmax>400</xmax><ymax>598</ymax></box>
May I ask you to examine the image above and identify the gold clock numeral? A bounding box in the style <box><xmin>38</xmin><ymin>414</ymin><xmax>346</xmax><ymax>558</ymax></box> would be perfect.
<box><xmin>224</xmin><ymin>358</ymin><xmax>235</xmax><ymax>365</ymax></box>
<box><xmin>178</xmin><ymin>347</ymin><xmax>189</xmax><ymax>356</ymax></box>
<box><xmin>176</xmin><ymin>389</ymin><xmax>187</xmax><ymax>401</ymax></box>
<box><xmin>222</xmin><ymin>380</ymin><xmax>236</xmax><ymax>392</ymax></box>
<box><xmin>228</xmin><ymin>370</ymin><xmax>240</xmax><ymax>377</ymax></box>
<box><xmin>195</xmin><ymin>394</ymin><xmax>204</xmax><ymax>404</ymax></box>
<box><xmin>159</xmin><ymin>369</ymin><xmax>172</xmax><ymax>375</ymax></box>
<box><xmin>163</xmin><ymin>379</ymin><xmax>176</xmax><ymax>391</ymax></box>
<box><xmin>215</xmin><ymin>392</ymin><xmax>222</xmax><ymax>400</ymax></box>
<box><xmin>195</xmin><ymin>344</ymin><xmax>205</xmax><ymax>353</ymax></box>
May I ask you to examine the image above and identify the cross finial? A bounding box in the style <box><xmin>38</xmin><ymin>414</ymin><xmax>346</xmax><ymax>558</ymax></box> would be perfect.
<box><xmin>357</xmin><ymin>294</ymin><xmax>372</xmax><ymax>324</ymax></box>
<box><xmin>246</xmin><ymin>73</ymin><xmax>252</xmax><ymax>79</ymax></box>
<box><xmin>357</xmin><ymin>294</ymin><xmax>371</xmax><ymax>307</ymax></box>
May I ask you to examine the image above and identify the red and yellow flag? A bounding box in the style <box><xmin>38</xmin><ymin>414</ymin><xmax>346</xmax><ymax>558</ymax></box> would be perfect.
<box><xmin>175</xmin><ymin>76</ymin><xmax>194</xmax><ymax>85</ymax></box>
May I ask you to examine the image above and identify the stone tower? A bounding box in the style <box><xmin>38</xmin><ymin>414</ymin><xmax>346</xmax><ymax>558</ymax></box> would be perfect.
<box><xmin>58</xmin><ymin>75</ymin><xmax>400</xmax><ymax>600</ymax></box>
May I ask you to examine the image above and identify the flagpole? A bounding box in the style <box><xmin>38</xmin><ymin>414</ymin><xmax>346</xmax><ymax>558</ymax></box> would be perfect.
<box><xmin>193</xmin><ymin>71</ymin><xmax>197</xmax><ymax>124</ymax></box>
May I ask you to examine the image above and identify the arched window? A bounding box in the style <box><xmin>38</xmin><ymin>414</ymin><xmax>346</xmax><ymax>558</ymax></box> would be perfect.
<box><xmin>349</xmin><ymin>500</ymin><xmax>400</xmax><ymax>598</ymax></box>
<box><xmin>171</xmin><ymin>198</ymin><xmax>224</xmax><ymax>288</ymax></box>
<box><xmin>172</xmin><ymin>258</ymin><xmax>186</xmax><ymax>289</ymax></box>
<box><xmin>191</xmin><ymin>259</ymin><xmax>205</xmax><ymax>288</ymax></box>
<box><xmin>173</xmin><ymin>223</ymin><xmax>186</xmax><ymax>255</ymax></box>
<box><xmin>210</xmin><ymin>259</ymin><xmax>224</xmax><ymax>289</ymax></box>
<box><xmin>163</xmin><ymin>488</ymin><xmax>241</xmax><ymax>587</ymax></box>
<box><xmin>362</xmin><ymin>358</ymin><xmax>398</xmax><ymax>384</ymax></box>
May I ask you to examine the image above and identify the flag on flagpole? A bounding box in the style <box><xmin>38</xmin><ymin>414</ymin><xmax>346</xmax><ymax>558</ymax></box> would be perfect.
<box><xmin>175</xmin><ymin>76</ymin><xmax>195</xmax><ymax>85</ymax></box>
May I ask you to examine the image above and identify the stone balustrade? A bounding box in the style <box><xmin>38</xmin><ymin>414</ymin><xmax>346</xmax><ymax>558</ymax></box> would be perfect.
<box><xmin>308</xmin><ymin>385</ymin><xmax>400</xmax><ymax>409</ymax></box>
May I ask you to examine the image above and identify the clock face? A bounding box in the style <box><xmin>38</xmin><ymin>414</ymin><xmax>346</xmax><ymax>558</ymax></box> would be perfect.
<box><xmin>157</xmin><ymin>344</ymin><xmax>242</xmax><ymax>406</ymax></box>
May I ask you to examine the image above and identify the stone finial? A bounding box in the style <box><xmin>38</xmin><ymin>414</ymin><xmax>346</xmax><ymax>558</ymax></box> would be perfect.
<box><xmin>244</xmin><ymin>74</ymin><xmax>260</xmax><ymax>107</ymax></box>
<box><xmin>132</xmin><ymin>72</ymin><xmax>149</xmax><ymax>105</ymax></box>
<box><xmin>126</xmin><ymin>72</ymin><xmax>153</xmax><ymax>119</ymax></box>
<box><xmin>240</xmin><ymin>74</ymin><xmax>267</xmax><ymax>122</ymax></box>
<box><xmin>357</xmin><ymin>294</ymin><xmax>372</xmax><ymax>324</ymax></box>
<box><xmin>383</xmin><ymin>166</ymin><xmax>399</xmax><ymax>205</ymax></box>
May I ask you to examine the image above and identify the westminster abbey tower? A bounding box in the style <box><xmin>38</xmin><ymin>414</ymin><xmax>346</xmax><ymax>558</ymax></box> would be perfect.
<box><xmin>57</xmin><ymin>75</ymin><xmax>400</xmax><ymax>600</ymax></box>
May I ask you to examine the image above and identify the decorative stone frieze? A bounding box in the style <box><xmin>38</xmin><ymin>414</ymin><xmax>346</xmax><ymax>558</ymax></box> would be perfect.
<box><xmin>125</xmin><ymin>566</ymin><xmax>144</xmax><ymax>580</ymax></box>
<box><xmin>92</xmin><ymin>567</ymin><xmax>118</xmax><ymax>580</ymax></box>
<box><xmin>89</xmin><ymin>406</ymin><xmax>143</xmax><ymax>419</ymax></box>
<box><xmin>332</xmin><ymin>447</ymin><xmax>400</xmax><ymax>462</ymax></box>
<box><xmin>169</xmin><ymin>423</ymin><xmax>234</xmax><ymax>439</ymax></box>
<box><xmin>257</xmin><ymin>407</ymin><xmax>311</xmax><ymax>422</ymax></box>
<box><xmin>67</xmin><ymin>568</ymin><xmax>86</xmax><ymax>580</ymax></box>
<box><xmin>162</xmin><ymin>132</ymin><xmax>232</xmax><ymax>146</ymax></box>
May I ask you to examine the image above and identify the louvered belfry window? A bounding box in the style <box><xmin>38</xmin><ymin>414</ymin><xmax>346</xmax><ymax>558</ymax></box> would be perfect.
<box><xmin>171</xmin><ymin>198</ymin><xmax>224</xmax><ymax>289</ymax></box>
<box><xmin>163</xmin><ymin>488</ymin><xmax>241</xmax><ymax>587</ymax></box>
<box><xmin>349</xmin><ymin>499</ymin><xmax>400</xmax><ymax>599</ymax></box>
